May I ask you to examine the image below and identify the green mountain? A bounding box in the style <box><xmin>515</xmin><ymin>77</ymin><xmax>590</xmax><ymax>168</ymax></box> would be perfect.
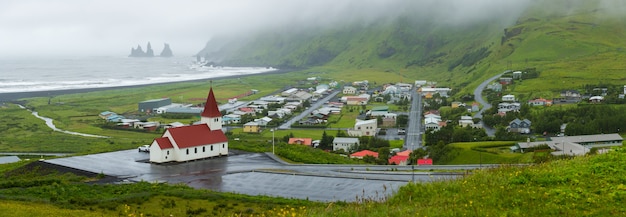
<box><xmin>199</xmin><ymin>0</ymin><xmax>626</xmax><ymax>95</ymax></box>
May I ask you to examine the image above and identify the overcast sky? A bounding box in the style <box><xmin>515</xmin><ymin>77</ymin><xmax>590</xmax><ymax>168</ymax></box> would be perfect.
<box><xmin>0</xmin><ymin>0</ymin><xmax>565</xmax><ymax>58</ymax></box>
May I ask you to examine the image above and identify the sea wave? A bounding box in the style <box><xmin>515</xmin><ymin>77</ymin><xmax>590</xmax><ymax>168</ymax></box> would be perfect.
<box><xmin>0</xmin><ymin>56</ymin><xmax>277</xmax><ymax>93</ymax></box>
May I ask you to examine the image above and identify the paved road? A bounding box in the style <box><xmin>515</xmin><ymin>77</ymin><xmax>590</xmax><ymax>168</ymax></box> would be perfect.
<box><xmin>404</xmin><ymin>86</ymin><xmax>423</xmax><ymax>150</ymax></box>
<box><xmin>278</xmin><ymin>90</ymin><xmax>340</xmax><ymax>130</ymax></box>
<box><xmin>44</xmin><ymin>150</ymin><xmax>480</xmax><ymax>202</ymax></box>
<box><xmin>473</xmin><ymin>72</ymin><xmax>507</xmax><ymax>137</ymax></box>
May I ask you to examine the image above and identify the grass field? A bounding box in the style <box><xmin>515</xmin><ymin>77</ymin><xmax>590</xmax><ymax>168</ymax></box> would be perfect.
<box><xmin>446</xmin><ymin>141</ymin><xmax>534</xmax><ymax>165</ymax></box>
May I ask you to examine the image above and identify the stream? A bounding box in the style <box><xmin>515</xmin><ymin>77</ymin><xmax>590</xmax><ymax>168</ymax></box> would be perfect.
<box><xmin>18</xmin><ymin>105</ymin><xmax>109</xmax><ymax>138</ymax></box>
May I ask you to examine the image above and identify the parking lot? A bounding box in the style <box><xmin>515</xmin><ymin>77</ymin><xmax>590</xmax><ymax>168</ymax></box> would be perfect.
<box><xmin>45</xmin><ymin>150</ymin><xmax>457</xmax><ymax>202</ymax></box>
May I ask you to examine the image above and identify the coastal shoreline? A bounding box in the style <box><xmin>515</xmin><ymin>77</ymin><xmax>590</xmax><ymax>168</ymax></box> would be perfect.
<box><xmin>0</xmin><ymin>68</ymin><xmax>295</xmax><ymax>102</ymax></box>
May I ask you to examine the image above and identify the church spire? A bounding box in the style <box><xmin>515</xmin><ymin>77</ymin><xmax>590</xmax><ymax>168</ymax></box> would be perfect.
<box><xmin>201</xmin><ymin>83</ymin><xmax>221</xmax><ymax>118</ymax></box>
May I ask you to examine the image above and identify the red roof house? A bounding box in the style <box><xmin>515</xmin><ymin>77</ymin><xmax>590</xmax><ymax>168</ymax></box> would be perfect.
<box><xmin>388</xmin><ymin>155</ymin><xmax>409</xmax><ymax>165</ymax></box>
<box><xmin>288</xmin><ymin>138</ymin><xmax>313</xmax><ymax>146</ymax></box>
<box><xmin>150</xmin><ymin>87</ymin><xmax>228</xmax><ymax>163</ymax></box>
<box><xmin>395</xmin><ymin>150</ymin><xmax>412</xmax><ymax>157</ymax></box>
<box><xmin>350</xmin><ymin>150</ymin><xmax>379</xmax><ymax>159</ymax></box>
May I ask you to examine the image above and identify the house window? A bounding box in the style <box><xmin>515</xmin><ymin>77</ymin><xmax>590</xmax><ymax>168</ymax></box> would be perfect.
<box><xmin>194</xmin><ymin>148</ymin><xmax>197</xmax><ymax>153</ymax></box>
<box><xmin>215</xmin><ymin>118</ymin><xmax>219</xmax><ymax>122</ymax></box>
<box><xmin>166</xmin><ymin>150</ymin><xmax>169</xmax><ymax>155</ymax></box>
<box><xmin>186</xmin><ymin>149</ymin><xmax>189</xmax><ymax>155</ymax></box>
<box><xmin>203</xmin><ymin>146</ymin><xmax>206</xmax><ymax>152</ymax></box>
<box><xmin>222</xmin><ymin>144</ymin><xmax>225</xmax><ymax>148</ymax></box>
<box><xmin>211</xmin><ymin>145</ymin><xmax>213</xmax><ymax>151</ymax></box>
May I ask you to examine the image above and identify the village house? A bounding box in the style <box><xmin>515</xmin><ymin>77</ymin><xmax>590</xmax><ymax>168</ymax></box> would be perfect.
<box><xmin>424</xmin><ymin>114</ymin><xmax>443</xmax><ymax>131</ymax></box>
<box><xmin>502</xmin><ymin>94</ymin><xmax>516</xmax><ymax>102</ymax></box>
<box><xmin>347</xmin><ymin>119</ymin><xmax>378</xmax><ymax>137</ymax></box>
<box><xmin>451</xmin><ymin>101</ymin><xmax>465</xmax><ymax>108</ymax></box>
<box><xmin>471</xmin><ymin>102</ymin><xmax>480</xmax><ymax>112</ymax></box>
<box><xmin>222</xmin><ymin>114</ymin><xmax>241</xmax><ymax>125</ymax></box>
<box><xmin>367</xmin><ymin>106</ymin><xmax>389</xmax><ymax>117</ymax></box>
<box><xmin>499</xmin><ymin>77</ymin><xmax>513</xmax><ymax>85</ymax></box>
<box><xmin>288</xmin><ymin>138</ymin><xmax>313</xmax><ymax>146</ymax></box>
<box><xmin>243</xmin><ymin>122</ymin><xmax>261</xmax><ymax>133</ymax></box>
<box><xmin>508</xmin><ymin>118</ymin><xmax>531</xmax><ymax>134</ymax></box>
<box><xmin>485</xmin><ymin>83</ymin><xmax>502</xmax><ymax>93</ymax></box>
<box><xmin>528</xmin><ymin>98</ymin><xmax>553</xmax><ymax>106</ymax></box>
<box><xmin>561</xmin><ymin>90</ymin><xmax>582</xmax><ymax>99</ymax></box>
<box><xmin>350</xmin><ymin>150</ymin><xmax>379</xmax><ymax>159</ymax></box>
<box><xmin>414</xmin><ymin>80</ymin><xmax>427</xmax><ymax>87</ymax></box>
<box><xmin>333</xmin><ymin>137</ymin><xmax>360</xmax><ymax>152</ymax></box>
<box><xmin>512</xmin><ymin>71</ymin><xmax>522</xmax><ymax>79</ymax></box>
<box><xmin>388</xmin><ymin>155</ymin><xmax>409</xmax><ymax>165</ymax></box>
<box><xmin>99</xmin><ymin>111</ymin><xmax>115</xmax><ymax>119</ymax></box>
<box><xmin>352</xmin><ymin>80</ymin><xmax>369</xmax><ymax>90</ymax></box>
<box><xmin>253</xmin><ymin>117</ymin><xmax>273</xmax><ymax>126</ymax></box>
<box><xmin>149</xmin><ymin>87</ymin><xmax>228</xmax><ymax>163</ymax></box>
<box><xmin>343</xmin><ymin>86</ymin><xmax>357</xmax><ymax>95</ymax></box>
<box><xmin>498</xmin><ymin>102</ymin><xmax>521</xmax><ymax>113</ymax></box>
<box><xmin>589</xmin><ymin>96</ymin><xmax>604</xmax><ymax>103</ymax></box>
<box><xmin>419</xmin><ymin>87</ymin><xmax>452</xmax><ymax>97</ymax></box>
<box><xmin>458</xmin><ymin>116</ymin><xmax>475</xmax><ymax>128</ymax></box>
<box><xmin>281</xmin><ymin>88</ymin><xmax>298</xmax><ymax>96</ymax></box>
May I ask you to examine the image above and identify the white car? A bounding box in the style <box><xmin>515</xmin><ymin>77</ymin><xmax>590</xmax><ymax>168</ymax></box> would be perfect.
<box><xmin>138</xmin><ymin>145</ymin><xmax>150</xmax><ymax>152</ymax></box>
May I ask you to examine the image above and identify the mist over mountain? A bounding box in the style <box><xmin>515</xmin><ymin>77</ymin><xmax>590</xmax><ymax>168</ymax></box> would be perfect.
<box><xmin>197</xmin><ymin>0</ymin><xmax>626</xmax><ymax>86</ymax></box>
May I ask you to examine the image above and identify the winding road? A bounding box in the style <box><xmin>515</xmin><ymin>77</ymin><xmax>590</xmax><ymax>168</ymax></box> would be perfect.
<box><xmin>473</xmin><ymin>71</ymin><xmax>507</xmax><ymax>137</ymax></box>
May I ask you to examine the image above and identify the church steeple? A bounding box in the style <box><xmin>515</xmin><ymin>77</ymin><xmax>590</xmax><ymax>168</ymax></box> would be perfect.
<box><xmin>200</xmin><ymin>83</ymin><xmax>222</xmax><ymax>130</ymax></box>
<box><xmin>201</xmin><ymin>87</ymin><xmax>221</xmax><ymax>118</ymax></box>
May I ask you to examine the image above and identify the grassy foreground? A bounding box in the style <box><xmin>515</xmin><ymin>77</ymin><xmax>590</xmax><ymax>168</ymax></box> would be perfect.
<box><xmin>317</xmin><ymin>148</ymin><xmax>626</xmax><ymax>216</ymax></box>
<box><xmin>3</xmin><ymin>148</ymin><xmax>626</xmax><ymax>216</ymax></box>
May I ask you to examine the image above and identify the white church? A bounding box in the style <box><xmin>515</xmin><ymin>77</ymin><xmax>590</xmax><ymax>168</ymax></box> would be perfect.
<box><xmin>149</xmin><ymin>87</ymin><xmax>228</xmax><ymax>163</ymax></box>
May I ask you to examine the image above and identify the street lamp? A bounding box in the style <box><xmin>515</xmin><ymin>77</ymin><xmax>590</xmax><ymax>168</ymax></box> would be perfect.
<box><xmin>271</xmin><ymin>129</ymin><xmax>275</xmax><ymax>155</ymax></box>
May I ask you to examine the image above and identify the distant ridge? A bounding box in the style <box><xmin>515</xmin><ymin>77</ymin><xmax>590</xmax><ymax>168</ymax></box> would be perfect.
<box><xmin>129</xmin><ymin>42</ymin><xmax>173</xmax><ymax>57</ymax></box>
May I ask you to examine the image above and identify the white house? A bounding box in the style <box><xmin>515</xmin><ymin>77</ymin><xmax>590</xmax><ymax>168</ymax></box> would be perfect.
<box><xmin>498</xmin><ymin>102</ymin><xmax>521</xmax><ymax>113</ymax></box>
<box><xmin>424</xmin><ymin>117</ymin><xmax>442</xmax><ymax>131</ymax></box>
<box><xmin>281</xmin><ymin>88</ymin><xmax>298</xmax><ymax>96</ymax></box>
<box><xmin>347</xmin><ymin>119</ymin><xmax>377</xmax><ymax>137</ymax></box>
<box><xmin>459</xmin><ymin>115</ymin><xmax>475</xmax><ymax>128</ymax></box>
<box><xmin>343</xmin><ymin>86</ymin><xmax>357</xmax><ymax>95</ymax></box>
<box><xmin>333</xmin><ymin>137</ymin><xmax>360</xmax><ymax>152</ymax></box>
<box><xmin>254</xmin><ymin>116</ymin><xmax>273</xmax><ymax>126</ymax></box>
<box><xmin>419</xmin><ymin>87</ymin><xmax>452</xmax><ymax>97</ymax></box>
<box><xmin>149</xmin><ymin>87</ymin><xmax>228</xmax><ymax>163</ymax></box>
<box><xmin>502</xmin><ymin>94</ymin><xmax>516</xmax><ymax>102</ymax></box>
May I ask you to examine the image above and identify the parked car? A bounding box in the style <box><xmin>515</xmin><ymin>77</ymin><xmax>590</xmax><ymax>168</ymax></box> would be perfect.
<box><xmin>138</xmin><ymin>145</ymin><xmax>150</xmax><ymax>152</ymax></box>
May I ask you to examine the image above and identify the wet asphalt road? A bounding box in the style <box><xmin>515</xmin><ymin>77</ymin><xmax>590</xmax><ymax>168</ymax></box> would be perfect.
<box><xmin>473</xmin><ymin>71</ymin><xmax>506</xmax><ymax>137</ymax></box>
<box><xmin>45</xmin><ymin>150</ymin><xmax>465</xmax><ymax>202</ymax></box>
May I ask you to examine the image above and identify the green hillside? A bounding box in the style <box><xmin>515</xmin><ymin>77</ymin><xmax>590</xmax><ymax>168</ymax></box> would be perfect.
<box><xmin>199</xmin><ymin>0</ymin><xmax>626</xmax><ymax>96</ymax></box>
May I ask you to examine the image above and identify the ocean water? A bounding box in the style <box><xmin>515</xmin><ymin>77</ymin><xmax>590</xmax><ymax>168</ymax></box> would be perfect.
<box><xmin>0</xmin><ymin>56</ymin><xmax>276</xmax><ymax>93</ymax></box>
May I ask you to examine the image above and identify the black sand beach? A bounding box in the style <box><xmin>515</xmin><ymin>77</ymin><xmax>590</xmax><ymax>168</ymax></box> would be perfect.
<box><xmin>0</xmin><ymin>68</ymin><xmax>294</xmax><ymax>102</ymax></box>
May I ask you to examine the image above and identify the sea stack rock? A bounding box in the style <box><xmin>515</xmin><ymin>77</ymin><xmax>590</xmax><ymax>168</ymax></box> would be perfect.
<box><xmin>160</xmin><ymin>43</ymin><xmax>173</xmax><ymax>57</ymax></box>
<box><xmin>129</xmin><ymin>45</ymin><xmax>146</xmax><ymax>57</ymax></box>
<box><xmin>145</xmin><ymin>42</ymin><xmax>155</xmax><ymax>57</ymax></box>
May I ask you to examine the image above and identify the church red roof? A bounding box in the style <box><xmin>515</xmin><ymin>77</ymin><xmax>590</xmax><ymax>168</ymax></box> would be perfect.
<box><xmin>154</xmin><ymin>137</ymin><xmax>174</xmax><ymax>149</ymax></box>
<box><xmin>201</xmin><ymin>87</ymin><xmax>221</xmax><ymax>118</ymax></box>
<box><xmin>167</xmin><ymin>124</ymin><xmax>227</xmax><ymax>149</ymax></box>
